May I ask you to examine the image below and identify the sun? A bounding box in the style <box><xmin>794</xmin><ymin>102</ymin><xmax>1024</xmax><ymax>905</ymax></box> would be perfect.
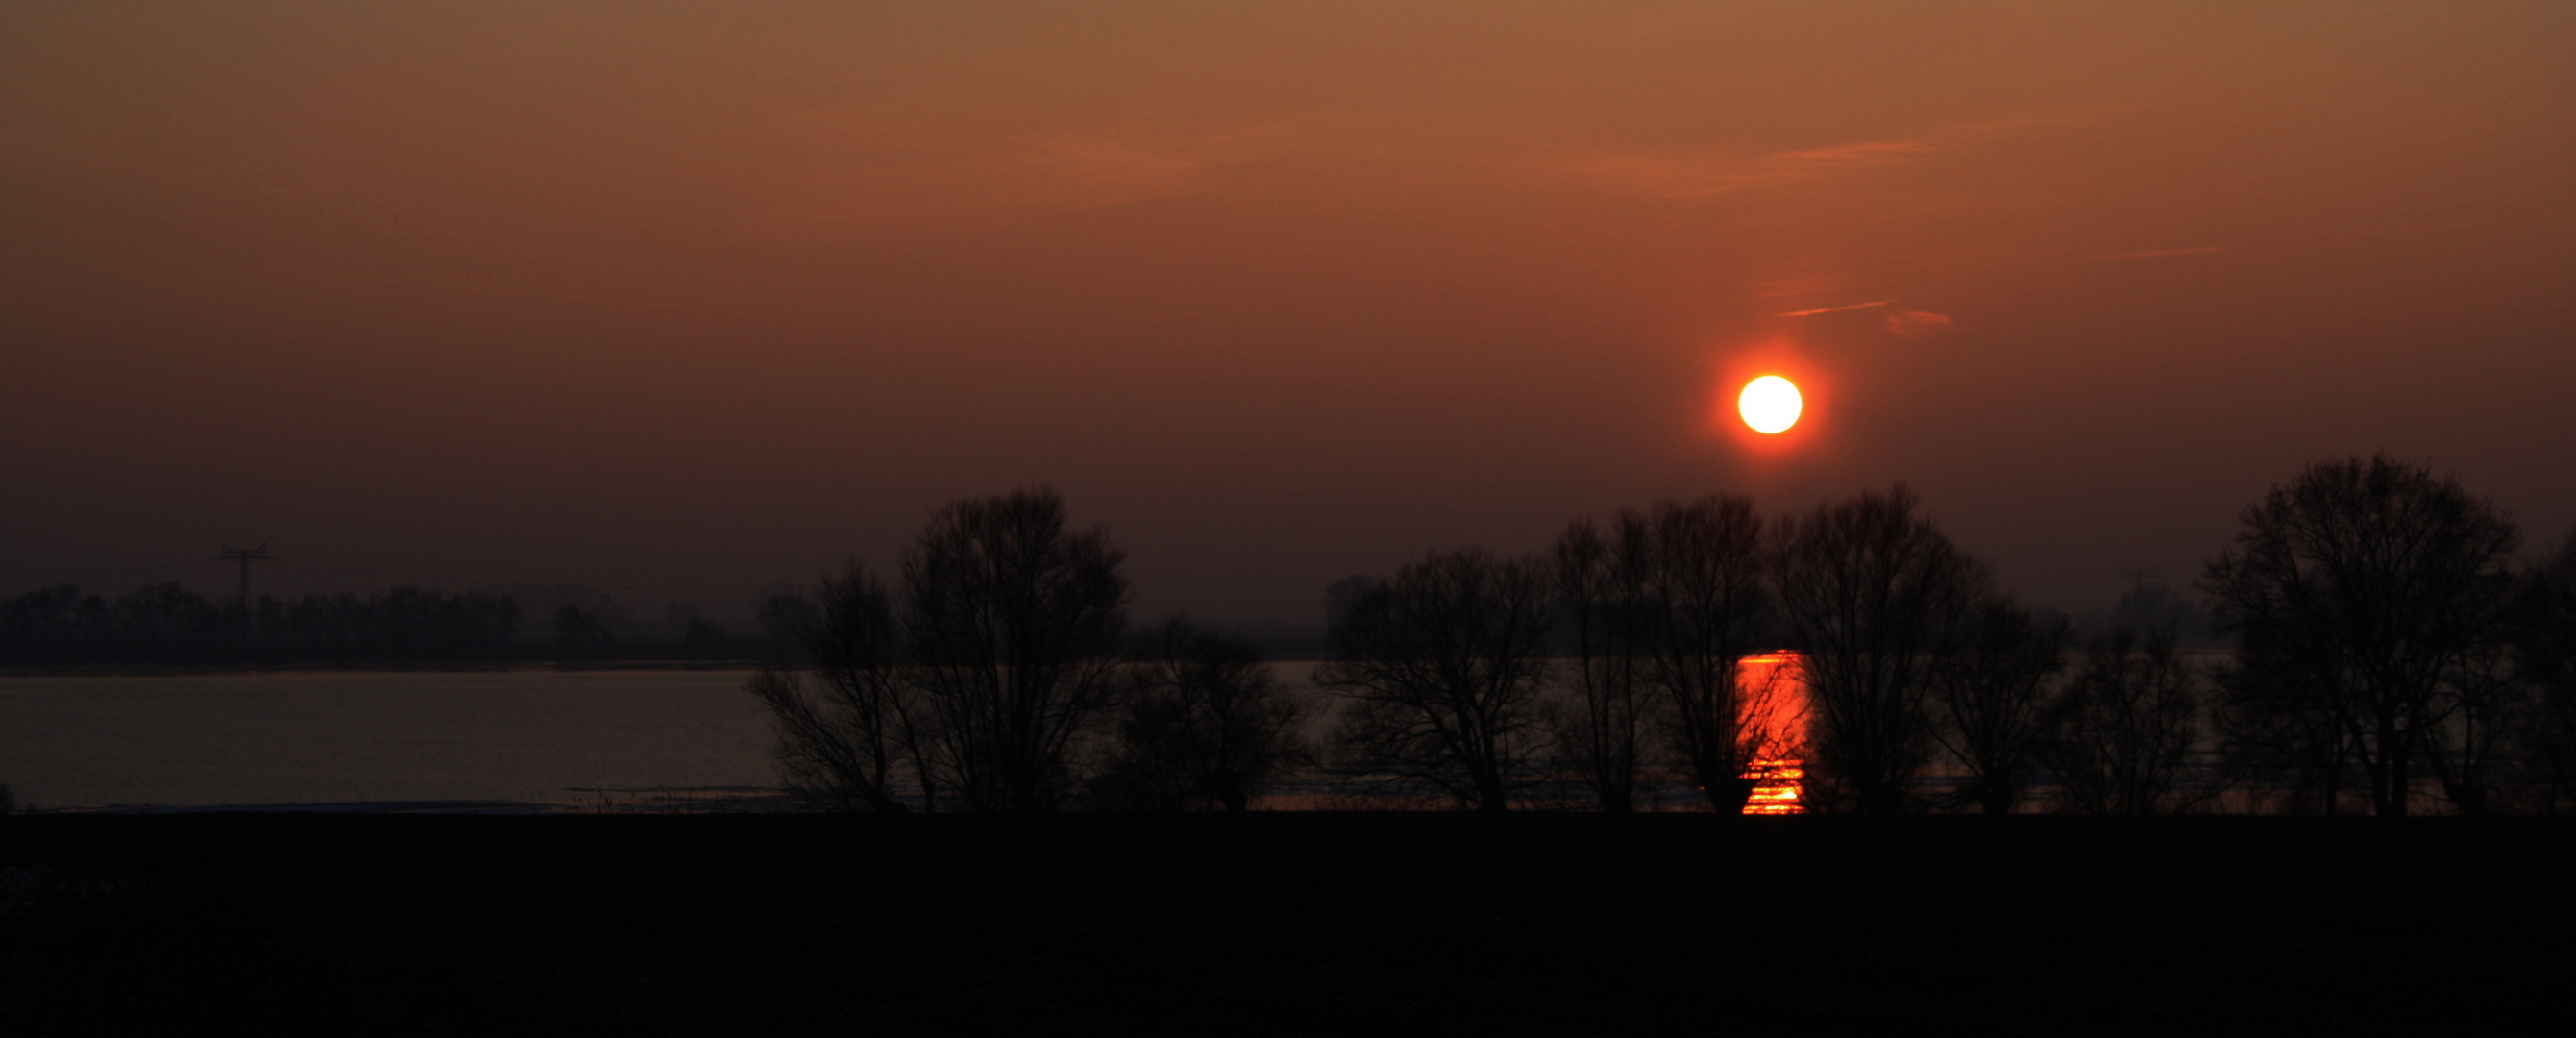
<box><xmin>1738</xmin><ymin>375</ymin><xmax>1803</xmax><ymax>434</ymax></box>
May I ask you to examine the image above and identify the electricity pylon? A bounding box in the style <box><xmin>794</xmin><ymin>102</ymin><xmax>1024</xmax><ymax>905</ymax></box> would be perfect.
<box><xmin>216</xmin><ymin>543</ymin><xmax>272</xmax><ymax>621</ymax></box>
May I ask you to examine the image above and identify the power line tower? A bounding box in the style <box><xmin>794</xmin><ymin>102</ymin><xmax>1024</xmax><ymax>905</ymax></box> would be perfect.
<box><xmin>217</xmin><ymin>543</ymin><xmax>273</xmax><ymax>628</ymax></box>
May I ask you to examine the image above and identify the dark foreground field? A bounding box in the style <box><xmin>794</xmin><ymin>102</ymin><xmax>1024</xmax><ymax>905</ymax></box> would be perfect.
<box><xmin>2</xmin><ymin>815</ymin><xmax>2567</xmax><ymax>1036</ymax></box>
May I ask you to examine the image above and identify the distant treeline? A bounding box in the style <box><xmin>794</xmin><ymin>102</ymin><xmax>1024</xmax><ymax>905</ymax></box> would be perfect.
<box><xmin>754</xmin><ymin>457</ymin><xmax>2576</xmax><ymax>818</ymax></box>
<box><xmin>0</xmin><ymin>583</ymin><xmax>768</xmax><ymax>665</ymax></box>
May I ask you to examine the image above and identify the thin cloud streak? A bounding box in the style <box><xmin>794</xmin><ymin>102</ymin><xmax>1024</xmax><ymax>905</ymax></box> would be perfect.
<box><xmin>1552</xmin><ymin>104</ymin><xmax>2117</xmax><ymax>202</ymax></box>
<box><xmin>1886</xmin><ymin>310</ymin><xmax>1955</xmax><ymax>338</ymax></box>
<box><xmin>1776</xmin><ymin>300</ymin><xmax>1895</xmax><ymax>317</ymax></box>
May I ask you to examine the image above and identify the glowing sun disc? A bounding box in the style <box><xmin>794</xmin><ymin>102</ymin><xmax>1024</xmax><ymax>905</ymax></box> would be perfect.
<box><xmin>1738</xmin><ymin>376</ymin><xmax>1803</xmax><ymax>433</ymax></box>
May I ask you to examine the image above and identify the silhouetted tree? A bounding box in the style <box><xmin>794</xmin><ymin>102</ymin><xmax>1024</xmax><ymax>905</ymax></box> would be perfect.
<box><xmin>747</xmin><ymin>561</ymin><xmax>934</xmax><ymax>812</ymax></box>
<box><xmin>2514</xmin><ymin>529</ymin><xmax>2576</xmax><ymax>812</ymax></box>
<box><xmin>553</xmin><ymin>603</ymin><xmax>614</xmax><ymax>655</ymax></box>
<box><xmin>1772</xmin><ymin>485</ymin><xmax>1983</xmax><ymax>814</ymax></box>
<box><xmin>2108</xmin><ymin>580</ymin><xmax>2215</xmax><ymax>644</ymax></box>
<box><xmin>2048</xmin><ymin>627</ymin><xmax>2209</xmax><ymax>814</ymax></box>
<box><xmin>1929</xmin><ymin>599</ymin><xmax>2070</xmax><ymax>814</ymax></box>
<box><xmin>2200</xmin><ymin>456</ymin><xmax>2521</xmax><ymax>816</ymax></box>
<box><xmin>1548</xmin><ymin>518</ymin><xmax>1653</xmax><ymax>811</ymax></box>
<box><xmin>1318</xmin><ymin>549</ymin><xmax>1554</xmax><ymax>812</ymax></box>
<box><xmin>1614</xmin><ymin>495</ymin><xmax>1779</xmax><ymax>813</ymax></box>
<box><xmin>2419</xmin><ymin>642</ymin><xmax>2523</xmax><ymax>816</ymax></box>
<box><xmin>0</xmin><ymin>585</ymin><xmax>113</xmax><ymax>662</ymax></box>
<box><xmin>757</xmin><ymin>592</ymin><xmax>822</xmax><ymax>662</ymax></box>
<box><xmin>109</xmin><ymin>582</ymin><xmax>226</xmax><ymax>661</ymax></box>
<box><xmin>1090</xmin><ymin>617</ymin><xmax>1311</xmax><ymax>811</ymax></box>
<box><xmin>903</xmin><ymin>487</ymin><xmax>1129</xmax><ymax>813</ymax></box>
<box><xmin>255</xmin><ymin>587</ymin><xmax>517</xmax><ymax>661</ymax></box>
<box><xmin>0</xmin><ymin>581</ymin><xmax>520</xmax><ymax>664</ymax></box>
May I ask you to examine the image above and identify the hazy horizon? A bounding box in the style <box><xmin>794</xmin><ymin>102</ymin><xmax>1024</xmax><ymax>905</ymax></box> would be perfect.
<box><xmin>6</xmin><ymin>2</ymin><xmax>2571</xmax><ymax>629</ymax></box>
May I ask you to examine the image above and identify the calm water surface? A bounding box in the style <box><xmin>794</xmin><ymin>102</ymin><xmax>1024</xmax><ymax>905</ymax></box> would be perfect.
<box><xmin>0</xmin><ymin>670</ymin><xmax>777</xmax><ymax>810</ymax></box>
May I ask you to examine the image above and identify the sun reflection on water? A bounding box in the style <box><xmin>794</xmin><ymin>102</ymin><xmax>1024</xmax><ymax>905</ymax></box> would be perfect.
<box><xmin>1736</xmin><ymin>652</ymin><xmax>1807</xmax><ymax>815</ymax></box>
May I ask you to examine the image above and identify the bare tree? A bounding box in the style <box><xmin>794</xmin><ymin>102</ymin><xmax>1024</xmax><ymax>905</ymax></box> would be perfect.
<box><xmin>757</xmin><ymin>591</ymin><xmax>822</xmax><ymax>663</ymax></box>
<box><xmin>1772</xmin><ymin>485</ymin><xmax>1983</xmax><ymax>814</ymax></box>
<box><xmin>2210</xmin><ymin>643</ymin><xmax>2360</xmax><ymax>813</ymax></box>
<box><xmin>1613</xmin><ymin>495</ymin><xmax>1779</xmax><ymax>813</ymax></box>
<box><xmin>552</xmin><ymin>602</ymin><xmax>614</xmax><ymax>655</ymax></box>
<box><xmin>1929</xmin><ymin>599</ymin><xmax>2070</xmax><ymax>814</ymax></box>
<box><xmin>749</xmin><ymin>489</ymin><xmax>1127</xmax><ymax>814</ymax></box>
<box><xmin>1549</xmin><ymin>519</ymin><xmax>1654</xmax><ymax>812</ymax></box>
<box><xmin>1090</xmin><ymin>616</ymin><xmax>1312</xmax><ymax>811</ymax></box>
<box><xmin>2048</xmin><ymin>627</ymin><xmax>2209</xmax><ymax>815</ymax></box>
<box><xmin>2200</xmin><ymin>456</ymin><xmax>2521</xmax><ymax>816</ymax></box>
<box><xmin>2514</xmin><ymin>528</ymin><xmax>2576</xmax><ymax>812</ymax></box>
<box><xmin>746</xmin><ymin>560</ymin><xmax>937</xmax><ymax>812</ymax></box>
<box><xmin>2420</xmin><ymin>642</ymin><xmax>2523</xmax><ymax>816</ymax></box>
<box><xmin>1318</xmin><ymin>549</ymin><xmax>1555</xmax><ymax>812</ymax></box>
<box><xmin>903</xmin><ymin>488</ymin><xmax>1130</xmax><ymax>813</ymax></box>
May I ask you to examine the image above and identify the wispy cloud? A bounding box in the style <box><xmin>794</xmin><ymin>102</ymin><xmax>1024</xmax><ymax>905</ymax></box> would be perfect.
<box><xmin>2086</xmin><ymin>246</ymin><xmax>2225</xmax><ymax>261</ymax></box>
<box><xmin>1775</xmin><ymin>299</ymin><xmax>1895</xmax><ymax>317</ymax></box>
<box><xmin>1551</xmin><ymin>105</ymin><xmax>2117</xmax><ymax>202</ymax></box>
<box><xmin>1885</xmin><ymin>310</ymin><xmax>1954</xmax><ymax>338</ymax></box>
<box><xmin>740</xmin><ymin>110</ymin><xmax>1326</xmax><ymax>238</ymax></box>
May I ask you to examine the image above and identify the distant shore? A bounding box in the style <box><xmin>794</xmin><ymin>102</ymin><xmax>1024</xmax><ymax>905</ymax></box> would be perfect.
<box><xmin>0</xmin><ymin>658</ymin><xmax>770</xmax><ymax>677</ymax></box>
<box><xmin>0</xmin><ymin>656</ymin><xmax>1337</xmax><ymax>678</ymax></box>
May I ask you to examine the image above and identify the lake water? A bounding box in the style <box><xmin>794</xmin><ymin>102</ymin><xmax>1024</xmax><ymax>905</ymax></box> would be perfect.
<box><xmin>0</xmin><ymin>669</ymin><xmax>779</xmax><ymax>811</ymax></box>
<box><xmin>0</xmin><ymin>662</ymin><xmax>1821</xmax><ymax>814</ymax></box>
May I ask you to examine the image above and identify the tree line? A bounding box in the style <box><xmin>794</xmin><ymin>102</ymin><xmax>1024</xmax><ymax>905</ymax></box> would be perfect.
<box><xmin>755</xmin><ymin>457</ymin><xmax>2576</xmax><ymax>815</ymax></box>
<box><xmin>0</xmin><ymin>581</ymin><xmax>813</xmax><ymax>666</ymax></box>
<box><xmin>0</xmin><ymin>584</ymin><xmax>520</xmax><ymax>665</ymax></box>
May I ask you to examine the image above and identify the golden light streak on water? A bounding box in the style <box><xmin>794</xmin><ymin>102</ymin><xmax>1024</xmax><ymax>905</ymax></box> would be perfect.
<box><xmin>1743</xmin><ymin>761</ymin><xmax>1805</xmax><ymax>815</ymax></box>
<box><xmin>1736</xmin><ymin>652</ymin><xmax>1807</xmax><ymax>815</ymax></box>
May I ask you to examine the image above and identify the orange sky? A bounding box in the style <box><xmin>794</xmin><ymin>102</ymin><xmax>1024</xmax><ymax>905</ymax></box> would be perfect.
<box><xmin>4</xmin><ymin>2</ymin><xmax>2571</xmax><ymax>625</ymax></box>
